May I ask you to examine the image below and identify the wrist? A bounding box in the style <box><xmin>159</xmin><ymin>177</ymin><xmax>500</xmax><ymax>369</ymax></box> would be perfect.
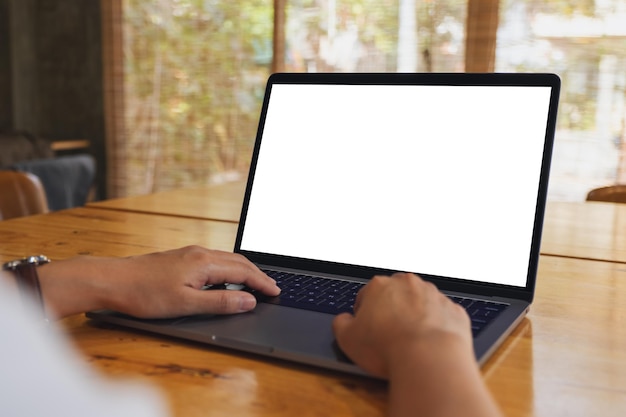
<box><xmin>389</xmin><ymin>331</ymin><xmax>473</xmax><ymax>367</ymax></box>
<box><xmin>387</xmin><ymin>334</ymin><xmax>499</xmax><ymax>417</ymax></box>
<box><xmin>387</xmin><ymin>332</ymin><xmax>476</xmax><ymax>387</ymax></box>
<box><xmin>37</xmin><ymin>256</ymin><xmax>117</xmax><ymax>319</ymax></box>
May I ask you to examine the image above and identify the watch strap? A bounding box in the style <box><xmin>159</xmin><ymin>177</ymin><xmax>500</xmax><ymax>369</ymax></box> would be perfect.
<box><xmin>3</xmin><ymin>255</ymin><xmax>50</xmax><ymax>319</ymax></box>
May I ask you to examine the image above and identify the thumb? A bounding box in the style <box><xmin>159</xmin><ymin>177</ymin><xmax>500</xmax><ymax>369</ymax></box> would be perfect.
<box><xmin>332</xmin><ymin>312</ymin><xmax>354</xmax><ymax>341</ymax></box>
<box><xmin>191</xmin><ymin>290</ymin><xmax>258</xmax><ymax>315</ymax></box>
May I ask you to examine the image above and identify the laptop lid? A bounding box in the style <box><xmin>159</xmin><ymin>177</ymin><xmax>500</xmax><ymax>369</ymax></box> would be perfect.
<box><xmin>235</xmin><ymin>72</ymin><xmax>560</xmax><ymax>301</ymax></box>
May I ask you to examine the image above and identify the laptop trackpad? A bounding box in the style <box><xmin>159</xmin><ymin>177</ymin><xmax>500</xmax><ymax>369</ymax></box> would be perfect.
<box><xmin>174</xmin><ymin>303</ymin><xmax>353</xmax><ymax>365</ymax></box>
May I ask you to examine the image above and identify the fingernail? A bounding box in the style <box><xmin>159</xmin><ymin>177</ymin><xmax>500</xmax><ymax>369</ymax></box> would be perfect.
<box><xmin>239</xmin><ymin>296</ymin><xmax>256</xmax><ymax>312</ymax></box>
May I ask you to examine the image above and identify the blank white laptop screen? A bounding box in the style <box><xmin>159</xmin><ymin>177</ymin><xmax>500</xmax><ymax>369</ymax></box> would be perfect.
<box><xmin>240</xmin><ymin>83</ymin><xmax>553</xmax><ymax>287</ymax></box>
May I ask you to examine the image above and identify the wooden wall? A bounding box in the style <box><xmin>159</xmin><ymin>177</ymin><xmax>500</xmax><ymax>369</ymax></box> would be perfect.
<box><xmin>0</xmin><ymin>0</ymin><xmax>12</xmax><ymax>130</ymax></box>
<box><xmin>0</xmin><ymin>0</ymin><xmax>107</xmax><ymax>198</ymax></box>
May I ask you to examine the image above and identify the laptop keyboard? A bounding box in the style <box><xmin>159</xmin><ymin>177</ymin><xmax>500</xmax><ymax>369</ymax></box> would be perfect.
<box><xmin>454</xmin><ymin>297</ymin><xmax>509</xmax><ymax>336</ymax></box>
<box><xmin>254</xmin><ymin>269</ymin><xmax>509</xmax><ymax>337</ymax></box>
<box><xmin>259</xmin><ymin>269</ymin><xmax>362</xmax><ymax>314</ymax></box>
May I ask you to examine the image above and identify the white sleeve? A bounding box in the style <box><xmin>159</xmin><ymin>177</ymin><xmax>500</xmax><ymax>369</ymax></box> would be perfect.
<box><xmin>0</xmin><ymin>279</ymin><xmax>169</xmax><ymax>417</ymax></box>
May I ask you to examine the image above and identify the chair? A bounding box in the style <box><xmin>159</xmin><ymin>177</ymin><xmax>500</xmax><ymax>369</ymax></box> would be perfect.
<box><xmin>10</xmin><ymin>154</ymin><xmax>96</xmax><ymax>211</ymax></box>
<box><xmin>0</xmin><ymin>170</ymin><xmax>49</xmax><ymax>220</ymax></box>
<box><xmin>586</xmin><ymin>185</ymin><xmax>626</xmax><ymax>204</ymax></box>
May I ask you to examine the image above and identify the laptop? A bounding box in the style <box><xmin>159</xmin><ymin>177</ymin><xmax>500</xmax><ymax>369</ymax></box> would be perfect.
<box><xmin>87</xmin><ymin>72</ymin><xmax>561</xmax><ymax>377</ymax></box>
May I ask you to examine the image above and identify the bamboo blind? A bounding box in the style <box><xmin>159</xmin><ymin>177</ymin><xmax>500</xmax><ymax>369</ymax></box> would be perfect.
<box><xmin>100</xmin><ymin>0</ymin><xmax>127</xmax><ymax>198</ymax></box>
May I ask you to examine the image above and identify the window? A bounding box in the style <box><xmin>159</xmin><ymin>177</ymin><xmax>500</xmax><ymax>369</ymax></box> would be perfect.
<box><xmin>284</xmin><ymin>0</ymin><xmax>466</xmax><ymax>73</ymax></box>
<box><xmin>117</xmin><ymin>0</ymin><xmax>469</xmax><ymax>197</ymax></box>
<box><xmin>107</xmin><ymin>0</ymin><xmax>626</xmax><ymax>201</ymax></box>
<box><xmin>120</xmin><ymin>0</ymin><xmax>271</xmax><ymax>196</ymax></box>
<box><xmin>496</xmin><ymin>0</ymin><xmax>626</xmax><ymax>200</ymax></box>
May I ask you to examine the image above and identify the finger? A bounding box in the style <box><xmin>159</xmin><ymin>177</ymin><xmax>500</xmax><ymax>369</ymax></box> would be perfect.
<box><xmin>332</xmin><ymin>312</ymin><xmax>354</xmax><ymax>344</ymax></box>
<box><xmin>333</xmin><ymin>313</ymin><xmax>385</xmax><ymax>376</ymax></box>
<box><xmin>184</xmin><ymin>289</ymin><xmax>258</xmax><ymax>315</ymax></box>
<box><xmin>353</xmin><ymin>274</ymin><xmax>387</xmax><ymax>313</ymax></box>
<box><xmin>204</xmin><ymin>260</ymin><xmax>280</xmax><ymax>296</ymax></box>
<box><xmin>391</xmin><ymin>271</ymin><xmax>415</xmax><ymax>281</ymax></box>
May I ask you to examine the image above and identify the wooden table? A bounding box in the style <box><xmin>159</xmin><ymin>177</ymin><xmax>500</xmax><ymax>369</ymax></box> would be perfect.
<box><xmin>89</xmin><ymin>182</ymin><xmax>626</xmax><ymax>264</ymax></box>
<box><xmin>542</xmin><ymin>200</ymin><xmax>626</xmax><ymax>263</ymax></box>
<box><xmin>87</xmin><ymin>180</ymin><xmax>246</xmax><ymax>223</ymax></box>
<box><xmin>0</xmin><ymin>207</ymin><xmax>238</xmax><ymax>259</ymax></box>
<box><xmin>1</xmin><ymin>207</ymin><xmax>626</xmax><ymax>417</ymax></box>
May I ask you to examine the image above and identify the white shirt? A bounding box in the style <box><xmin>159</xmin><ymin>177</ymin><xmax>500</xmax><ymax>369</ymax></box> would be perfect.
<box><xmin>0</xmin><ymin>278</ymin><xmax>168</xmax><ymax>417</ymax></box>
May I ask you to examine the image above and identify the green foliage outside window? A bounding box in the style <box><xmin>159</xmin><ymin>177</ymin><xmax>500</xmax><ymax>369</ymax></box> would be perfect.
<box><xmin>124</xmin><ymin>0</ymin><xmax>272</xmax><ymax>195</ymax></box>
<box><xmin>123</xmin><ymin>0</ymin><xmax>626</xmax><ymax>200</ymax></box>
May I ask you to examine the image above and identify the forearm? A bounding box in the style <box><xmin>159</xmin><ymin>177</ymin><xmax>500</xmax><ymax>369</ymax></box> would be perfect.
<box><xmin>388</xmin><ymin>337</ymin><xmax>503</xmax><ymax>417</ymax></box>
<box><xmin>37</xmin><ymin>256</ymin><xmax>128</xmax><ymax>320</ymax></box>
